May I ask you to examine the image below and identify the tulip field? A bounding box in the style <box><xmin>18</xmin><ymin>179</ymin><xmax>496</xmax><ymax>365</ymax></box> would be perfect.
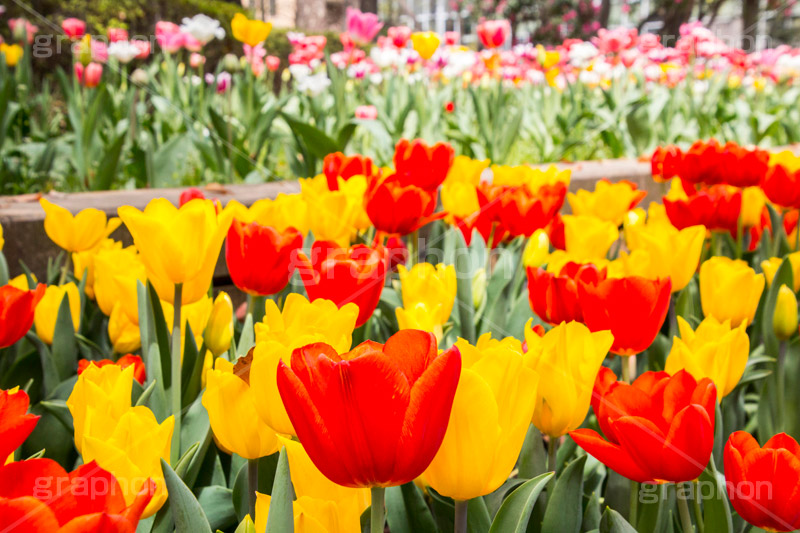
<box><xmin>6</xmin><ymin>6</ymin><xmax>800</xmax><ymax>533</ymax></box>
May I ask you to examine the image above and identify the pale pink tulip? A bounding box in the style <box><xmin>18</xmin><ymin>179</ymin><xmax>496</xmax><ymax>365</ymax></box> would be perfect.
<box><xmin>346</xmin><ymin>7</ymin><xmax>382</xmax><ymax>45</ymax></box>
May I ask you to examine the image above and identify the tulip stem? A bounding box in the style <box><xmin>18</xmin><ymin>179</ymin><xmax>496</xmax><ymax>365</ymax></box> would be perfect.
<box><xmin>629</xmin><ymin>481</ymin><xmax>639</xmax><ymax>526</ymax></box>
<box><xmin>777</xmin><ymin>341</ymin><xmax>787</xmax><ymax>431</ymax></box>
<box><xmin>248</xmin><ymin>458</ymin><xmax>258</xmax><ymax>521</ymax></box>
<box><xmin>408</xmin><ymin>230</ymin><xmax>419</xmax><ymax>267</ymax></box>
<box><xmin>170</xmin><ymin>282</ymin><xmax>183</xmax><ymax>464</ymax></box>
<box><xmin>454</xmin><ymin>500</ymin><xmax>469</xmax><ymax>533</ymax></box>
<box><xmin>692</xmin><ymin>481</ymin><xmax>704</xmax><ymax>533</ymax></box>
<box><xmin>370</xmin><ymin>486</ymin><xmax>385</xmax><ymax>533</ymax></box>
<box><xmin>677</xmin><ymin>484</ymin><xmax>695</xmax><ymax>533</ymax></box>
<box><xmin>58</xmin><ymin>254</ymin><xmax>70</xmax><ymax>286</ymax></box>
<box><xmin>547</xmin><ymin>436</ymin><xmax>558</xmax><ymax>473</ymax></box>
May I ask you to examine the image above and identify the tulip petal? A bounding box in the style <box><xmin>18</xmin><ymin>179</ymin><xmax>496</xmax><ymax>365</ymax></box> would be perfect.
<box><xmin>383</xmin><ymin>329</ymin><xmax>437</xmax><ymax>385</ymax></box>
<box><xmin>0</xmin><ymin>496</ymin><xmax>61</xmax><ymax>531</ymax></box>
<box><xmin>570</xmin><ymin>428</ymin><xmax>653</xmax><ymax>483</ymax></box>
<box><xmin>60</xmin><ymin>513</ymin><xmax>137</xmax><ymax>533</ymax></box>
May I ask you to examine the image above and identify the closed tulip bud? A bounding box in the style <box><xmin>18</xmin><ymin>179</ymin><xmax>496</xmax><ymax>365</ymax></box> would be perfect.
<box><xmin>472</xmin><ymin>267</ymin><xmax>487</xmax><ymax>309</ymax></box>
<box><xmin>250</xmin><ymin>294</ymin><xmax>359</xmax><ymax>436</ymax></box>
<box><xmin>203</xmin><ymin>357</ymin><xmax>280</xmax><ymax>459</ymax></box>
<box><xmin>82</xmin><ymin>406</ymin><xmax>174</xmax><ymax>518</ymax></box>
<box><xmin>774</xmin><ymin>285</ymin><xmax>798</xmax><ymax>341</ymax></box>
<box><xmin>525</xmin><ymin>321</ymin><xmax>613</xmax><ymax>437</ymax></box>
<box><xmin>424</xmin><ymin>333</ymin><xmax>538</xmax><ymax>500</ymax></box>
<box><xmin>222</xmin><ymin>52</ymin><xmax>241</xmax><ymax>72</ymax></box>
<box><xmin>665</xmin><ymin>316</ymin><xmax>749</xmax><ymax>399</ymax></box>
<box><xmin>40</xmin><ymin>198</ymin><xmax>122</xmax><ymax>253</ymax></box>
<box><xmin>205</xmin><ymin>292</ymin><xmax>233</xmax><ymax>356</ymax></box>
<box><xmin>131</xmin><ymin>68</ymin><xmax>149</xmax><ymax>85</ymax></box>
<box><xmin>761</xmin><ymin>252</ymin><xmax>800</xmax><ymax>292</ymax></box>
<box><xmin>700</xmin><ymin>257</ymin><xmax>765</xmax><ymax>327</ymax></box>
<box><xmin>34</xmin><ymin>283</ymin><xmax>81</xmax><ymax>345</ymax></box>
<box><xmin>76</xmin><ymin>34</ymin><xmax>93</xmax><ymax>66</ymax></box>
<box><xmin>411</xmin><ymin>31</ymin><xmax>440</xmax><ymax>60</ymax></box>
<box><xmin>66</xmin><ymin>363</ymin><xmax>135</xmax><ymax>454</ymax></box>
<box><xmin>522</xmin><ymin>229</ymin><xmax>551</xmax><ymax>268</ymax></box>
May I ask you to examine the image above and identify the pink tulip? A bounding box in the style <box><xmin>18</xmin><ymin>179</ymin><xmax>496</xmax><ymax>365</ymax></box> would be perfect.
<box><xmin>387</xmin><ymin>26</ymin><xmax>411</xmax><ymax>48</ymax></box>
<box><xmin>107</xmin><ymin>28</ymin><xmax>129</xmax><ymax>42</ymax></box>
<box><xmin>477</xmin><ymin>19</ymin><xmax>510</xmax><ymax>49</ymax></box>
<box><xmin>75</xmin><ymin>62</ymin><xmax>103</xmax><ymax>88</ymax></box>
<box><xmin>445</xmin><ymin>31</ymin><xmax>460</xmax><ymax>45</ymax></box>
<box><xmin>132</xmin><ymin>39</ymin><xmax>151</xmax><ymax>59</ymax></box>
<box><xmin>61</xmin><ymin>18</ymin><xmax>85</xmax><ymax>40</ymax></box>
<box><xmin>216</xmin><ymin>72</ymin><xmax>231</xmax><ymax>94</ymax></box>
<box><xmin>8</xmin><ymin>18</ymin><xmax>38</xmax><ymax>44</ymax></box>
<box><xmin>155</xmin><ymin>21</ymin><xmax>181</xmax><ymax>36</ymax></box>
<box><xmin>91</xmin><ymin>40</ymin><xmax>108</xmax><ymax>63</ymax></box>
<box><xmin>189</xmin><ymin>52</ymin><xmax>206</xmax><ymax>68</ymax></box>
<box><xmin>157</xmin><ymin>31</ymin><xmax>185</xmax><ymax>53</ymax></box>
<box><xmin>266</xmin><ymin>55</ymin><xmax>281</xmax><ymax>72</ymax></box>
<box><xmin>355</xmin><ymin>105</ymin><xmax>378</xmax><ymax>120</ymax></box>
<box><xmin>346</xmin><ymin>7</ymin><xmax>383</xmax><ymax>46</ymax></box>
<box><xmin>182</xmin><ymin>33</ymin><xmax>202</xmax><ymax>52</ymax></box>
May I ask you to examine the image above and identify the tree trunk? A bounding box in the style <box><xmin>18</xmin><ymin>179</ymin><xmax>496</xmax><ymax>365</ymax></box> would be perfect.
<box><xmin>742</xmin><ymin>0</ymin><xmax>759</xmax><ymax>51</ymax></box>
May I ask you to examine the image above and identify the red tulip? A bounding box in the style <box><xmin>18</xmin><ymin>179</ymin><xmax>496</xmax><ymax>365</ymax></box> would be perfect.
<box><xmin>226</xmin><ymin>219</ymin><xmax>303</xmax><ymax>297</ymax></box>
<box><xmin>721</xmin><ymin>142</ymin><xmax>769</xmax><ymax>188</ymax></box>
<box><xmin>365</xmin><ymin>173</ymin><xmax>440</xmax><ymax>236</ymax></box>
<box><xmin>393</xmin><ymin>138</ymin><xmax>455</xmax><ymax>191</ymax></box>
<box><xmin>78</xmin><ymin>355</ymin><xmax>146</xmax><ymax>385</ymax></box>
<box><xmin>476</xmin><ymin>19</ymin><xmax>510</xmax><ymax>49</ymax></box>
<box><xmin>724</xmin><ymin>431</ymin><xmax>800</xmax><ymax>532</ymax></box>
<box><xmin>578</xmin><ymin>275</ymin><xmax>671</xmax><ymax>356</ymax></box>
<box><xmin>0</xmin><ymin>458</ymin><xmax>154</xmax><ymax>529</ymax></box>
<box><xmin>385</xmin><ymin>236</ymin><xmax>409</xmax><ymax>272</ymax></box>
<box><xmin>763</xmin><ymin>163</ymin><xmax>800</xmax><ymax>210</ymax></box>
<box><xmin>297</xmin><ymin>240</ymin><xmax>386</xmax><ymax>327</ymax></box>
<box><xmin>547</xmin><ymin>214</ymin><xmax>566</xmax><ymax>250</ymax></box>
<box><xmin>663</xmin><ymin>185</ymin><xmax>741</xmax><ymax>234</ymax></box>
<box><xmin>650</xmin><ymin>144</ymin><xmax>682</xmax><ymax>182</ymax></box>
<box><xmin>0</xmin><ymin>283</ymin><xmax>45</xmax><ymax>348</ymax></box>
<box><xmin>179</xmin><ymin>187</ymin><xmax>206</xmax><ymax>206</ymax></box>
<box><xmin>61</xmin><ymin>18</ymin><xmax>85</xmax><ymax>40</ymax></box>
<box><xmin>276</xmin><ymin>330</ymin><xmax>461</xmax><ymax>487</ymax></box>
<box><xmin>479</xmin><ymin>182</ymin><xmax>567</xmax><ymax>241</ymax></box>
<box><xmin>527</xmin><ymin>262</ymin><xmax>607</xmax><ymax>325</ymax></box>
<box><xmin>571</xmin><ymin>369</ymin><xmax>716</xmax><ymax>483</ymax></box>
<box><xmin>0</xmin><ymin>388</ymin><xmax>39</xmax><ymax>462</ymax></box>
<box><xmin>323</xmin><ymin>152</ymin><xmax>375</xmax><ymax>191</ymax></box>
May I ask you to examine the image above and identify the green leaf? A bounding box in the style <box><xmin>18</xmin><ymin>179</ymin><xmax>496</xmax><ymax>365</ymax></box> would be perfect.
<box><xmin>39</xmin><ymin>400</ymin><xmax>73</xmax><ymax>433</ymax></box>
<box><xmin>237</xmin><ymin>313</ymin><xmax>254</xmax><ymax>358</ymax></box>
<box><xmin>25</xmin><ymin>331</ymin><xmax>59</xmax><ymax>397</ymax></box>
<box><xmin>700</xmin><ymin>457</ymin><xmax>733</xmax><ymax>533</ymax></box>
<box><xmin>148</xmin><ymin>283</ymin><xmax>173</xmax><ymax>389</ymax></box>
<box><xmin>265</xmin><ymin>447</ymin><xmax>294</xmax><ymax>533</ymax></box>
<box><xmin>518</xmin><ymin>425</ymin><xmax>547</xmax><ymax>479</ymax></box>
<box><xmin>198</xmin><ymin>486</ymin><xmax>237</xmax><ymax>531</ymax></box>
<box><xmin>92</xmin><ymin>130</ymin><xmax>126</xmax><ymax>190</ymax></box>
<box><xmin>161</xmin><ymin>458</ymin><xmax>212</xmax><ymax>533</ymax></box>
<box><xmin>541</xmin><ymin>455</ymin><xmax>587</xmax><ymax>533</ymax></box>
<box><xmin>489</xmin><ymin>472</ymin><xmax>554</xmax><ymax>533</ymax></box>
<box><xmin>386</xmin><ymin>482</ymin><xmax>438</xmax><ymax>533</ymax></box>
<box><xmin>455</xmin><ymin>230</ymin><xmax>476</xmax><ymax>344</ymax></box>
<box><xmin>634</xmin><ymin>484</ymin><xmax>667</xmax><ymax>533</ymax></box>
<box><xmin>51</xmin><ymin>293</ymin><xmax>77</xmax><ymax>381</ymax></box>
<box><xmin>281</xmin><ymin>112</ymin><xmax>339</xmax><ymax>159</ymax></box>
<box><xmin>598</xmin><ymin>508</ymin><xmax>637</xmax><ymax>533</ymax></box>
<box><xmin>761</xmin><ymin>256</ymin><xmax>793</xmax><ymax>359</ymax></box>
<box><xmin>582</xmin><ymin>492</ymin><xmax>602</xmax><ymax>532</ymax></box>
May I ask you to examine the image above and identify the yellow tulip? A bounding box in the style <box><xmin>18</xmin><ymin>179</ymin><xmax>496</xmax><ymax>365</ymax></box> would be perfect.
<box><xmin>441</xmin><ymin>181</ymin><xmax>480</xmax><ymax>221</ymax></box>
<box><xmin>700</xmin><ymin>257</ymin><xmax>764</xmax><ymax>327</ymax></box>
<box><xmin>423</xmin><ymin>333</ymin><xmax>538</xmax><ymax>500</ymax></box>
<box><xmin>567</xmin><ymin>180</ymin><xmax>646</xmax><ymax>226</ymax></box>
<box><xmin>761</xmin><ymin>253</ymin><xmax>800</xmax><ymax>292</ymax></box>
<box><xmin>205</xmin><ymin>292</ymin><xmax>234</xmax><ymax>357</ymax></box>
<box><xmin>621</xmin><ymin>224</ymin><xmax>705</xmax><ymax>292</ymax></box>
<box><xmin>231</xmin><ymin>13</ymin><xmax>272</xmax><ymax>47</ymax></box>
<box><xmin>72</xmin><ymin>239</ymin><xmax>122</xmax><ymax>300</ymax></box>
<box><xmin>300</xmin><ymin>176</ymin><xmax>362</xmax><ymax>246</ymax></box>
<box><xmin>0</xmin><ymin>221</ymin><xmax>4</xmax><ymax>251</ymax></box>
<box><xmin>203</xmin><ymin>358</ymin><xmax>280</xmax><ymax>459</ymax></box>
<box><xmin>396</xmin><ymin>302</ymin><xmax>444</xmax><ymax>342</ymax></box>
<box><xmin>491</xmin><ymin>164</ymin><xmax>570</xmax><ymax>190</ymax></box>
<box><xmin>665</xmin><ymin>316</ymin><xmax>749</xmax><ymax>399</ymax></box>
<box><xmin>411</xmin><ymin>31</ymin><xmax>440</xmax><ymax>60</ymax></box>
<box><xmin>108</xmin><ymin>302</ymin><xmax>141</xmax><ymax>353</ymax></box>
<box><xmin>82</xmin><ymin>406</ymin><xmax>174</xmax><ymax>518</ymax></box>
<box><xmin>397</xmin><ymin>263</ymin><xmax>457</xmax><ymax>325</ymax></box>
<box><xmin>250</xmin><ymin>294</ymin><xmax>358</xmax><ymax>436</ymax></box>
<box><xmin>66</xmin><ymin>363</ymin><xmax>135</xmax><ymax>454</ymax></box>
<box><xmin>34</xmin><ymin>283</ymin><xmax>81</xmax><ymax>344</ymax></box>
<box><xmin>773</xmin><ymin>286</ymin><xmax>798</xmax><ymax>341</ymax></box>
<box><xmin>93</xmin><ymin>246</ymin><xmax>146</xmax><ymax>317</ymax></box>
<box><xmin>522</xmin><ymin>229</ymin><xmax>551</xmax><ymax>268</ymax></box>
<box><xmin>229</xmin><ymin>193</ymin><xmax>310</xmax><ymax>235</ymax></box>
<box><xmin>40</xmin><ymin>198</ymin><xmax>121</xmax><ymax>253</ymax></box>
<box><xmin>117</xmin><ymin>198</ymin><xmax>231</xmax><ymax>304</ymax></box>
<box><xmin>9</xmin><ymin>273</ymin><xmax>35</xmax><ymax>291</ymax></box>
<box><xmin>0</xmin><ymin>43</ymin><xmax>23</xmax><ymax>67</ymax></box>
<box><xmin>562</xmin><ymin>215</ymin><xmax>619</xmax><ymax>261</ymax></box>
<box><xmin>741</xmin><ymin>186</ymin><xmax>767</xmax><ymax>228</ymax></box>
<box><xmin>444</xmin><ymin>155</ymin><xmax>489</xmax><ymax>186</ymax></box>
<box><xmin>770</xmin><ymin>150</ymin><xmax>800</xmax><ymax>173</ymax></box>
<box><xmin>525</xmin><ymin>321</ymin><xmax>614</xmax><ymax>438</ymax></box>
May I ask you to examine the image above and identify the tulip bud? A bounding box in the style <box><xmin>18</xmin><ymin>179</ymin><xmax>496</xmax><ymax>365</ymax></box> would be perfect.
<box><xmin>131</xmin><ymin>68</ymin><xmax>149</xmax><ymax>85</ymax></box>
<box><xmin>76</xmin><ymin>34</ymin><xmax>93</xmax><ymax>66</ymax></box>
<box><xmin>221</xmin><ymin>53</ymin><xmax>240</xmax><ymax>72</ymax></box>
<box><xmin>472</xmin><ymin>267</ymin><xmax>486</xmax><ymax>310</ymax></box>
<box><xmin>522</xmin><ymin>229</ymin><xmax>550</xmax><ymax>268</ymax></box>
<box><xmin>774</xmin><ymin>285</ymin><xmax>798</xmax><ymax>341</ymax></box>
<box><xmin>205</xmin><ymin>292</ymin><xmax>234</xmax><ymax>356</ymax></box>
